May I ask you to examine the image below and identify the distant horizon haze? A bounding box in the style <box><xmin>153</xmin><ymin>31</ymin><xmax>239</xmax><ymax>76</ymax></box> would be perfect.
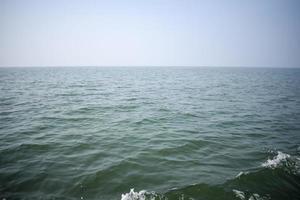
<box><xmin>0</xmin><ymin>65</ymin><xmax>300</xmax><ymax>68</ymax></box>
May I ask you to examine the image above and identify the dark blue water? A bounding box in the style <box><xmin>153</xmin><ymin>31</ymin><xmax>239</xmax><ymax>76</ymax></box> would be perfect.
<box><xmin>0</xmin><ymin>67</ymin><xmax>300</xmax><ymax>200</ymax></box>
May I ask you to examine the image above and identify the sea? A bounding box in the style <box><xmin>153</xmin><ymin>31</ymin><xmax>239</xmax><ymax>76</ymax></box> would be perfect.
<box><xmin>0</xmin><ymin>67</ymin><xmax>300</xmax><ymax>200</ymax></box>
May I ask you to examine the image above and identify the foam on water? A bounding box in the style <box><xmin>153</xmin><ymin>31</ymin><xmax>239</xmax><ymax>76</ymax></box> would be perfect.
<box><xmin>236</xmin><ymin>171</ymin><xmax>249</xmax><ymax>178</ymax></box>
<box><xmin>121</xmin><ymin>189</ymin><xmax>147</xmax><ymax>200</ymax></box>
<box><xmin>233</xmin><ymin>189</ymin><xmax>270</xmax><ymax>200</ymax></box>
<box><xmin>262</xmin><ymin>151</ymin><xmax>290</xmax><ymax>169</ymax></box>
<box><xmin>120</xmin><ymin>151</ymin><xmax>299</xmax><ymax>200</ymax></box>
<box><xmin>233</xmin><ymin>189</ymin><xmax>245</xmax><ymax>199</ymax></box>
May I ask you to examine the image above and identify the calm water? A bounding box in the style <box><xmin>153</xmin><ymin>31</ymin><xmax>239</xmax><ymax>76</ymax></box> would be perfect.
<box><xmin>0</xmin><ymin>67</ymin><xmax>300</xmax><ymax>200</ymax></box>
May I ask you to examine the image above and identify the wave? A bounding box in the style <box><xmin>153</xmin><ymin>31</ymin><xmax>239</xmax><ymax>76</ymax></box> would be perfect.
<box><xmin>121</xmin><ymin>189</ymin><xmax>147</xmax><ymax>200</ymax></box>
<box><xmin>261</xmin><ymin>151</ymin><xmax>290</xmax><ymax>169</ymax></box>
<box><xmin>120</xmin><ymin>151</ymin><xmax>300</xmax><ymax>200</ymax></box>
<box><xmin>232</xmin><ymin>189</ymin><xmax>269</xmax><ymax>200</ymax></box>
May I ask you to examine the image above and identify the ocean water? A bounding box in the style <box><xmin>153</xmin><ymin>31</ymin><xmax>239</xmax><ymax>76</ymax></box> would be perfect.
<box><xmin>0</xmin><ymin>67</ymin><xmax>300</xmax><ymax>200</ymax></box>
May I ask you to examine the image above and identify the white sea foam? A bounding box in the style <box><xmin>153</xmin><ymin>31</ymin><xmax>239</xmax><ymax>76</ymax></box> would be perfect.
<box><xmin>262</xmin><ymin>151</ymin><xmax>290</xmax><ymax>169</ymax></box>
<box><xmin>233</xmin><ymin>189</ymin><xmax>269</xmax><ymax>200</ymax></box>
<box><xmin>121</xmin><ymin>189</ymin><xmax>154</xmax><ymax>200</ymax></box>
<box><xmin>233</xmin><ymin>189</ymin><xmax>245</xmax><ymax>200</ymax></box>
<box><xmin>236</xmin><ymin>171</ymin><xmax>249</xmax><ymax>178</ymax></box>
<box><xmin>248</xmin><ymin>193</ymin><xmax>266</xmax><ymax>200</ymax></box>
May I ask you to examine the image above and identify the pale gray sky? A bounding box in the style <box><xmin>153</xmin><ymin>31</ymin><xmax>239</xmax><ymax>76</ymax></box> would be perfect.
<box><xmin>0</xmin><ymin>0</ymin><xmax>299</xmax><ymax>67</ymax></box>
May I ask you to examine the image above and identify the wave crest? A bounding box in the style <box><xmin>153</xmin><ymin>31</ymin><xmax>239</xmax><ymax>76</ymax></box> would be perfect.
<box><xmin>120</xmin><ymin>151</ymin><xmax>300</xmax><ymax>200</ymax></box>
<box><xmin>261</xmin><ymin>151</ymin><xmax>290</xmax><ymax>169</ymax></box>
<box><xmin>121</xmin><ymin>189</ymin><xmax>146</xmax><ymax>200</ymax></box>
<box><xmin>233</xmin><ymin>189</ymin><xmax>270</xmax><ymax>200</ymax></box>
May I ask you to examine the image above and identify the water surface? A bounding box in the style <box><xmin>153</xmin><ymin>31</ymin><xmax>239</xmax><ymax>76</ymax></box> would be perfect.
<box><xmin>0</xmin><ymin>67</ymin><xmax>300</xmax><ymax>200</ymax></box>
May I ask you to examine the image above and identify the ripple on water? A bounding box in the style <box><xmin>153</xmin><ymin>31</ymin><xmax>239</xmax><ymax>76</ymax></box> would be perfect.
<box><xmin>0</xmin><ymin>67</ymin><xmax>300</xmax><ymax>200</ymax></box>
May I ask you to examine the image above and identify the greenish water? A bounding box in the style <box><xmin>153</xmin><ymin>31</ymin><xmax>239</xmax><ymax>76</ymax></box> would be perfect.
<box><xmin>0</xmin><ymin>67</ymin><xmax>300</xmax><ymax>200</ymax></box>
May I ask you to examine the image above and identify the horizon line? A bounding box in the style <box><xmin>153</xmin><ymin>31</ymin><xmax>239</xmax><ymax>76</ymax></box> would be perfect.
<box><xmin>0</xmin><ymin>65</ymin><xmax>299</xmax><ymax>69</ymax></box>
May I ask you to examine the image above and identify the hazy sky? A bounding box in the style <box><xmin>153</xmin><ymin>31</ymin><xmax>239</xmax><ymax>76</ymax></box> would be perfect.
<box><xmin>0</xmin><ymin>0</ymin><xmax>299</xmax><ymax>67</ymax></box>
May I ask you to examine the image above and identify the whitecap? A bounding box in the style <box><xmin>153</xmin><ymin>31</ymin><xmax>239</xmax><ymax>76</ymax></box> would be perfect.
<box><xmin>233</xmin><ymin>189</ymin><xmax>270</xmax><ymax>200</ymax></box>
<box><xmin>121</xmin><ymin>189</ymin><xmax>146</xmax><ymax>200</ymax></box>
<box><xmin>236</xmin><ymin>171</ymin><xmax>249</xmax><ymax>178</ymax></box>
<box><xmin>262</xmin><ymin>151</ymin><xmax>290</xmax><ymax>169</ymax></box>
<box><xmin>233</xmin><ymin>189</ymin><xmax>245</xmax><ymax>200</ymax></box>
<box><xmin>248</xmin><ymin>193</ymin><xmax>270</xmax><ymax>200</ymax></box>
